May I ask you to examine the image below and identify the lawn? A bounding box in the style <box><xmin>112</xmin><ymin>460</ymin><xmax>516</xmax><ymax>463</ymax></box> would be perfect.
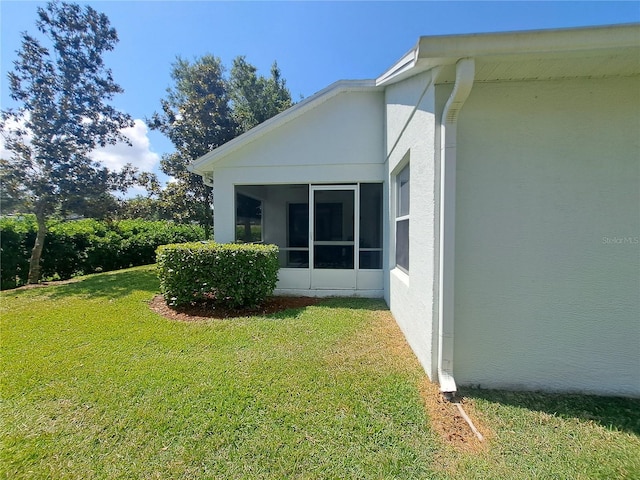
<box><xmin>1</xmin><ymin>265</ymin><xmax>639</xmax><ymax>479</ymax></box>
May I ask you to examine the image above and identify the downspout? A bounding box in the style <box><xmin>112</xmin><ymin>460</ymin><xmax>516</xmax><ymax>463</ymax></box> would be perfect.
<box><xmin>438</xmin><ymin>58</ymin><xmax>475</xmax><ymax>394</ymax></box>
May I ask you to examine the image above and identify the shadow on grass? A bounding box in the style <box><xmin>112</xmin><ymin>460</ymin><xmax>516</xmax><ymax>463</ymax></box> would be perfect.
<box><xmin>16</xmin><ymin>270</ymin><xmax>388</xmax><ymax>319</ymax></box>
<box><xmin>152</xmin><ymin>296</ymin><xmax>388</xmax><ymax>322</ymax></box>
<box><xmin>255</xmin><ymin>298</ymin><xmax>388</xmax><ymax>321</ymax></box>
<box><xmin>260</xmin><ymin>304</ymin><xmax>318</xmax><ymax>321</ymax></box>
<box><xmin>460</xmin><ymin>387</ymin><xmax>640</xmax><ymax>436</ymax></box>
<box><xmin>43</xmin><ymin>267</ymin><xmax>159</xmax><ymax>300</ymax></box>
<box><xmin>315</xmin><ymin>297</ymin><xmax>389</xmax><ymax>311</ymax></box>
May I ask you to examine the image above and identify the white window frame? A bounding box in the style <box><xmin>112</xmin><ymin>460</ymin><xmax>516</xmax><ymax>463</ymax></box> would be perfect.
<box><xmin>395</xmin><ymin>162</ymin><xmax>410</xmax><ymax>273</ymax></box>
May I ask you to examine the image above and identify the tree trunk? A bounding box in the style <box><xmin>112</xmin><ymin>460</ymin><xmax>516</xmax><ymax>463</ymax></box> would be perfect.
<box><xmin>243</xmin><ymin>218</ymin><xmax>252</xmax><ymax>242</ymax></box>
<box><xmin>27</xmin><ymin>208</ymin><xmax>47</xmax><ymax>284</ymax></box>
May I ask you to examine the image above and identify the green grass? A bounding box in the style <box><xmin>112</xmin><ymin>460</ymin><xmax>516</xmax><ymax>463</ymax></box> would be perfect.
<box><xmin>451</xmin><ymin>388</ymin><xmax>640</xmax><ymax>479</ymax></box>
<box><xmin>1</xmin><ymin>265</ymin><xmax>639</xmax><ymax>479</ymax></box>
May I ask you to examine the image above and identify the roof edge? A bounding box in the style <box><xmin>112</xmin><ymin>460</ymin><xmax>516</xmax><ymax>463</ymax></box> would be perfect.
<box><xmin>376</xmin><ymin>44</ymin><xmax>419</xmax><ymax>86</ymax></box>
<box><xmin>190</xmin><ymin>79</ymin><xmax>379</xmax><ymax>174</ymax></box>
<box><xmin>377</xmin><ymin>23</ymin><xmax>640</xmax><ymax>86</ymax></box>
<box><xmin>417</xmin><ymin>22</ymin><xmax>640</xmax><ymax>59</ymax></box>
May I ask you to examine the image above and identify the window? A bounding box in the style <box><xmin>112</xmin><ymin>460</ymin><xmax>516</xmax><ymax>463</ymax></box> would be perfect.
<box><xmin>395</xmin><ymin>163</ymin><xmax>410</xmax><ymax>272</ymax></box>
<box><xmin>235</xmin><ymin>192</ymin><xmax>262</xmax><ymax>243</ymax></box>
<box><xmin>359</xmin><ymin>183</ymin><xmax>383</xmax><ymax>269</ymax></box>
<box><xmin>287</xmin><ymin>202</ymin><xmax>309</xmax><ymax>267</ymax></box>
<box><xmin>234</xmin><ymin>183</ymin><xmax>384</xmax><ymax>272</ymax></box>
<box><xmin>314</xmin><ymin>190</ymin><xmax>354</xmax><ymax>269</ymax></box>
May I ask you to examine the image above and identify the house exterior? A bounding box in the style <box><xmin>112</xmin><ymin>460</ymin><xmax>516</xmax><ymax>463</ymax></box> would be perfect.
<box><xmin>190</xmin><ymin>24</ymin><xmax>640</xmax><ymax>397</ymax></box>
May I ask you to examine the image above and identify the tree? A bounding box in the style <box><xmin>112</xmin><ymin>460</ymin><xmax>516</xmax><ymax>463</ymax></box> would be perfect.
<box><xmin>1</xmin><ymin>1</ymin><xmax>135</xmax><ymax>283</ymax></box>
<box><xmin>149</xmin><ymin>55</ymin><xmax>293</xmax><ymax>235</ymax></box>
<box><xmin>0</xmin><ymin>158</ymin><xmax>28</xmax><ymax>214</ymax></box>
<box><xmin>230</xmin><ymin>57</ymin><xmax>293</xmax><ymax>132</ymax></box>
<box><xmin>148</xmin><ymin>56</ymin><xmax>237</xmax><ymax>236</ymax></box>
<box><xmin>111</xmin><ymin>171</ymin><xmax>164</xmax><ymax>221</ymax></box>
<box><xmin>115</xmin><ymin>195</ymin><xmax>164</xmax><ymax>221</ymax></box>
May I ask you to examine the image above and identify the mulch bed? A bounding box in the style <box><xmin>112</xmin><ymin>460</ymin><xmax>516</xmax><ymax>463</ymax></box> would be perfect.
<box><xmin>148</xmin><ymin>294</ymin><xmax>319</xmax><ymax>321</ymax></box>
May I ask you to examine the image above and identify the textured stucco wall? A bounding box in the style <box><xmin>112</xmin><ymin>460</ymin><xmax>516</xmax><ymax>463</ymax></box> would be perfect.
<box><xmin>385</xmin><ymin>71</ymin><xmax>440</xmax><ymax>380</ymax></box>
<box><xmin>454</xmin><ymin>76</ymin><xmax>640</xmax><ymax>396</ymax></box>
<box><xmin>212</xmin><ymin>90</ymin><xmax>385</xmax><ymax>244</ymax></box>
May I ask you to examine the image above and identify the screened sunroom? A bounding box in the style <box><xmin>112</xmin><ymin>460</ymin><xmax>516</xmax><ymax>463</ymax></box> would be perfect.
<box><xmin>235</xmin><ymin>183</ymin><xmax>384</xmax><ymax>296</ymax></box>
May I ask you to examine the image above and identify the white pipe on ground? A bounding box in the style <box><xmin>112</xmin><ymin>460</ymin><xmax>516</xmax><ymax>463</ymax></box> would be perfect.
<box><xmin>453</xmin><ymin>400</ymin><xmax>484</xmax><ymax>442</ymax></box>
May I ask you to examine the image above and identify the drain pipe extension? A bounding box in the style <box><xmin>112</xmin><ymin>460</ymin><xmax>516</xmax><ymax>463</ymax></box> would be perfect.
<box><xmin>437</xmin><ymin>58</ymin><xmax>475</xmax><ymax>394</ymax></box>
<box><xmin>452</xmin><ymin>400</ymin><xmax>485</xmax><ymax>442</ymax></box>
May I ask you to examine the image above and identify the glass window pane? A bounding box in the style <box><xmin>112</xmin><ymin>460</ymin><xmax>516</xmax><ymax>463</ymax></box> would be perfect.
<box><xmin>360</xmin><ymin>183</ymin><xmax>382</xmax><ymax>249</ymax></box>
<box><xmin>396</xmin><ymin>219</ymin><xmax>409</xmax><ymax>272</ymax></box>
<box><xmin>313</xmin><ymin>189</ymin><xmax>355</xmax><ymax>270</ymax></box>
<box><xmin>235</xmin><ymin>192</ymin><xmax>262</xmax><ymax>243</ymax></box>
<box><xmin>277</xmin><ymin>250</ymin><xmax>309</xmax><ymax>268</ymax></box>
<box><xmin>314</xmin><ymin>245</ymin><xmax>354</xmax><ymax>269</ymax></box>
<box><xmin>397</xmin><ymin>164</ymin><xmax>410</xmax><ymax>217</ymax></box>
<box><xmin>236</xmin><ymin>185</ymin><xmax>309</xmax><ymax>265</ymax></box>
<box><xmin>314</xmin><ymin>190</ymin><xmax>354</xmax><ymax>242</ymax></box>
<box><xmin>288</xmin><ymin>203</ymin><xmax>308</xmax><ymax>247</ymax></box>
<box><xmin>359</xmin><ymin>251</ymin><xmax>382</xmax><ymax>269</ymax></box>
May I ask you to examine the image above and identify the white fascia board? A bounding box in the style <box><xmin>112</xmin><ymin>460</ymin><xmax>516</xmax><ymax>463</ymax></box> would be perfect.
<box><xmin>189</xmin><ymin>79</ymin><xmax>380</xmax><ymax>175</ymax></box>
<box><xmin>376</xmin><ymin>23</ymin><xmax>640</xmax><ymax>87</ymax></box>
<box><xmin>416</xmin><ymin>23</ymin><xmax>640</xmax><ymax>60</ymax></box>
<box><xmin>375</xmin><ymin>45</ymin><xmax>419</xmax><ymax>86</ymax></box>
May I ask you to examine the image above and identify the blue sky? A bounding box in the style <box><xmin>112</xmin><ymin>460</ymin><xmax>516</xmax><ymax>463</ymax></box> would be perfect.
<box><xmin>1</xmin><ymin>1</ymin><xmax>639</xmax><ymax>190</ymax></box>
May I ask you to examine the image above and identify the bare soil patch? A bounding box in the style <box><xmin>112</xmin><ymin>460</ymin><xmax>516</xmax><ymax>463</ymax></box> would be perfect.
<box><xmin>148</xmin><ymin>294</ymin><xmax>319</xmax><ymax>321</ymax></box>
<box><xmin>420</xmin><ymin>378</ymin><xmax>491</xmax><ymax>453</ymax></box>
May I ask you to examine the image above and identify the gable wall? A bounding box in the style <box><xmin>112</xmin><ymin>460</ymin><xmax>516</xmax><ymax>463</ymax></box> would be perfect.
<box><xmin>454</xmin><ymin>75</ymin><xmax>640</xmax><ymax>396</ymax></box>
<box><xmin>217</xmin><ymin>90</ymin><xmax>385</xmax><ymax>169</ymax></box>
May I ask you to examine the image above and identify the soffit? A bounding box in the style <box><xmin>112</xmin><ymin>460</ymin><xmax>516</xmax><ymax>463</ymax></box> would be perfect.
<box><xmin>378</xmin><ymin>24</ymin><xmax>640</xmax><ymax>85</ymax></box>
<box><xmin>434</xmin><ymin>48</ymin><xmax>640</xmax><ymax>84</ymax></box>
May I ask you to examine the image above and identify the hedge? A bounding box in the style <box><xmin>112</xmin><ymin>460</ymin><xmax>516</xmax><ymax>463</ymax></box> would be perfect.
<box><xmin>0</xmin><ymin>216</ymin><xmax>206</xmax><ymax>289</ymax></box>
<box><xmin>156</xmin><ymin>242</ymin><xmax>279</xmax><ymax>309</ymax></box>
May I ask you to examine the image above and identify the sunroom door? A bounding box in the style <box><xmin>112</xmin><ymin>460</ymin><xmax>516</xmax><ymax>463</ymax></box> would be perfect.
<box><xmin>311</xmin><ymin>186</ymin><xmax>357</xmax><ymax>289</ymax></box>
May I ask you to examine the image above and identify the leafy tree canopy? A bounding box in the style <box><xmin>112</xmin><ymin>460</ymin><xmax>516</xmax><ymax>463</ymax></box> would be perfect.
<box><xmin>1</xmin><ymin>1</ymin><xmax>137</xmax><ymax>283</ymax></box>
<box><xmin>148</xmin><ymin>55</ymin><xmax>293</xmax><ymax>236</ymax></box>
<box><xmin>230</xmin><ymin>57</ymin><xmax>293</xmax><ymax>132</ymax></box>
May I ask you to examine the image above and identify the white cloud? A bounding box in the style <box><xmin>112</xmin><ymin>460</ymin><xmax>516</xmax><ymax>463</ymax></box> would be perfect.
<box><xmin>2</xmin><ymin>116</ymin><xmax>163</xmax><ymax>198</ymax></box>
<box><xmin>89</xmin><ymin>119</ymin><xmax>160</xmax><ymax>173</ymax></box>
<box><xmin>2</xmin><ymin>117</ymin><xmax>161</xmax><ymax>175</ymax></box>
<box><xmin>0</xmin><ymin>115</ymin><xmax>31</xmax><ymax>160</ymax></box>
<box><xmin>0</xmin><ymin>138</ymin><xmax>11</xmax><ymax>160</ymax></box>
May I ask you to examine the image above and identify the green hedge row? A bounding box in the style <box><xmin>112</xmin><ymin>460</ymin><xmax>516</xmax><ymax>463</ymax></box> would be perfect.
<box><xmin>156</xmin><ymin>242</ymin><xmax>279</xmax><ymax>308</ymax></box>
<box><xmin>0</xmin><ymin>216</ymin><xmax>206</xmax><ymax>289</ymax></box>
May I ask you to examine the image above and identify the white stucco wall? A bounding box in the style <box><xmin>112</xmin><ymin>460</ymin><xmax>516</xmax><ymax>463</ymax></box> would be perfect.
<box><xmin>454</xmin><ymin>76</ymin><xmax>640</xmax><ymax>396</ymax></box>
<box><xmin>211</xmin><ymin>90</ymin><xmax>385</xmax><ymax>244</ymax></box>
<box><xmin>385</xmin><ymin>71</ymin><xmax>440</xmax><ymax>380</ymax></box>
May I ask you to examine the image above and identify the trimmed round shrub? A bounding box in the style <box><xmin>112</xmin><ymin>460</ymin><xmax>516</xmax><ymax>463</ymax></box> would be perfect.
<box><xmin>156</xmin><ymin>242</ymin><xmax>279</xmax><ymax>309</ymax></box>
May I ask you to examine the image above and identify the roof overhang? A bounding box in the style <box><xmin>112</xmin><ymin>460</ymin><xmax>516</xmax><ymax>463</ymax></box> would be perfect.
<box><xmin>377</xmin><ymin>23</ymin><xmax>640</xmax><ymax>85</ymax></box>
<box><xmin>191</xmin><ymin>24</ymin><xmax>639</xmax><ymax>178</ymax></box>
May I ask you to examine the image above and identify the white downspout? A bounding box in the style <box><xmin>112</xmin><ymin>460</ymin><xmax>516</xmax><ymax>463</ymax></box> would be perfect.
<box><xmin>438</xmin><ymin>58</ymin><xmax>475</xmax><ymax>394</ymax></box>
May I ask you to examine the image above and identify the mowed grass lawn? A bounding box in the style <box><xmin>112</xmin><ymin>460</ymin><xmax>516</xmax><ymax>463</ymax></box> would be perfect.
<box><xmin>1</xmin><ymin>266</ymin><xmax>639</xmax><ymax>479</ymax></box>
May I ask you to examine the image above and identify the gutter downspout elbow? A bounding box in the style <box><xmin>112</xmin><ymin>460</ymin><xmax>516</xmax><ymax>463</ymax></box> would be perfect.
<box><xmin>187</xmin><ymin>163</ymin><xmax>214</xmax><ymax>187</ymax></box>
<box><xmin>202</xmin><ymin>174</ymin><xmax>214</xmax><ymax>188</ymax></box>
<box><xmin>438</xmin><ymin>58</ymin><xmax>475</xmax><ymax>394</ymax></box>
